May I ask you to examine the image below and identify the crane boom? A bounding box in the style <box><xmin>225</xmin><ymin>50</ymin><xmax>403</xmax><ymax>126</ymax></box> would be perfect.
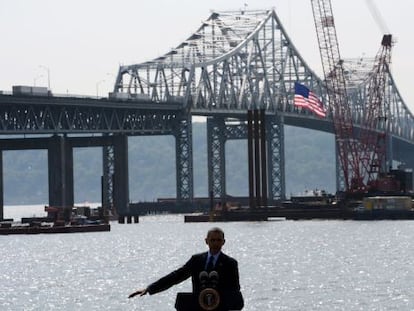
<box><xmin>359</xmin><ymin>35</ymin><xmax>393</xmax><ymax>188</ymax></box>
<box><xmin>310</xmin><ymin>0</ymin><xmax>362</xmax><ymax>191</ymax></box>
<box><xmin>311</xmin><ymin>0</ymin><xmax>394</xmax><ymax>194</ymax></box>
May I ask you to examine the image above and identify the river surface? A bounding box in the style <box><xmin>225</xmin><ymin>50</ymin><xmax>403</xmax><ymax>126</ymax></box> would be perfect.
<box><xmin>1</xmin><ymin>205</ymin><xmax>414</xmax><ymax>310</ymax></box>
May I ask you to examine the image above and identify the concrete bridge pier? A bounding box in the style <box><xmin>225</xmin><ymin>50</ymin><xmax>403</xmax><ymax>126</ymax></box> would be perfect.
<box><xmin>112</xmin><ymin>135</ymin><xmax>129</xmax><ymax>216</ymax></box>
<box><xmin>48</xmin><ymin>135</ymin><xmax>74</xmax><ymax>208</ymax></box>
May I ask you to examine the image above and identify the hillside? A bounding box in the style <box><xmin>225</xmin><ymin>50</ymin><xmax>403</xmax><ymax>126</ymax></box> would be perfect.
<box><xmin>2</xmin><ymin>123</ymin><xmax>335</xmax><ymax>205</ymax></box>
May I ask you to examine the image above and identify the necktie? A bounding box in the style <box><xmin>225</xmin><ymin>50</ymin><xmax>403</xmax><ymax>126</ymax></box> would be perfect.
<box><xmin>206</xmin><ymin>255</ymin><xmax>215</xmax><ymax>272</ymax></box>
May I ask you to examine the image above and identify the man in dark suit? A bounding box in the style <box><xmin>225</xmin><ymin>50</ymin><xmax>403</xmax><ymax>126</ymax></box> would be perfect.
<box><xmin>129</xmin><ymin>227</ymin><xmax>244</xmax><ymax>310</ymax></box>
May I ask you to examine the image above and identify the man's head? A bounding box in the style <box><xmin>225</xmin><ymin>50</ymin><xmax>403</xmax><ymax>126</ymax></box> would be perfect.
<box><xmin>205</xmin><ymin>227</ymin><xmax>225</xmax><ymax>255</ymax></box>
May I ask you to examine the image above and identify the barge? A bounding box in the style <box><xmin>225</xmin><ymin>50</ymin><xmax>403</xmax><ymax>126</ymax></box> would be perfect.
<box><xmin>184</xmin><ymin>196</ymin><xmax>414</xmax><ymax>222</ymax></box>
<box><xmin>0</xmin><ymin>222</ymin><xmax>110</xmax><ymax>235</ymax></box>
<box><xmin>184</xmin><ymin>207</ymin><xmax>414</xmax><ymax>222</ymax></box>
<box><xmin>184</xmin><ymin>210</ymin><xmax>268</xmax><ymax>222</ymax></box>
<box><xmin>0</xmin><ymin>205</ymin><xmax>110</xmax><ymax>235</ymax></box>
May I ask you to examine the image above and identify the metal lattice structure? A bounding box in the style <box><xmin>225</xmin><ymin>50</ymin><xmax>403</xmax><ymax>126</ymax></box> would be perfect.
<box><xmin>357</xmin><ymin>35</ymin><xmax>393</xmax><ymax>186</ymax></box>
<box><xmin>311</xmin><ymin>0</ymin><xmax>403</xmax><ymax>192</ymax></box>
<box><xmin>311</xmin><ymin>0</ymin><xmax>362</xmax><ymax>191</ymax></box>
<box><xmin>114</xmin><ymin>8</ymin><xmax>414</xmax><ymax>196</ymax></box>
<box><xmin>173</xmin><ymin>116</ymin><xmax>194</xmax><ymax>201</ymax></box>
<box><xmin>114</xmin><ymin>9</ymin><xmax>414</xmax><ymax>142</ymax></box>
<box><xmin>102</xmin><ymin>141</ymin><xmax>115</xmax><ymax>210</ymax></box>
<box><xmin>207</xmin><ymin>117</ymin><xmax>226</xmax><ymax>202</ymax></box>
<box><xmin>0</xmin><ymin>96</ymin><xmax>182</xmax><ymax>134</ymax></box>
<box><xmin>114</xmin><ymin>10</ymin><xmax>325</xmax><ymax>114</ymax></box>
<box><xmin>114</xmin><ymin>9</ymin><xmax>327</xmax><ymax>200</ymax></box>
<box><xmin>206</xmin><ymin>116</ymin><xmax>285</xmax><ymax>201</ymax></box>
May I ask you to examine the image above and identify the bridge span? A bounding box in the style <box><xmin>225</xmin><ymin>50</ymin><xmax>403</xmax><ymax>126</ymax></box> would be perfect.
<box><xmin>1</xmin><ymin>9</ymin><xmax>414</xmax><ymax>218</ymax></box>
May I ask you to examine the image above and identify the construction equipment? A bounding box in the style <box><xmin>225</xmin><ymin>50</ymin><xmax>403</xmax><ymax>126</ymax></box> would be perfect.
<box><xmin>311</xmin><ymin>0</ymin><xmax>362</xmax><ymax>192</ymax></box>
<box><xmin>359</xmin><ymin>34</ymin><xmax>393</xmax><ymax>192</ymax></box>
<box><xmin>310</xmin><ymin>0</ymin><xmax>394</xmax><ymax>194</ymax></box>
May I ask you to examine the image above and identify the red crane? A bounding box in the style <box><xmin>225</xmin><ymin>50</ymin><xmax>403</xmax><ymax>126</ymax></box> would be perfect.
<box><xmin>360</xmin><ymin>34</ymin><xmax>394</xmax><ymax>191</ymax></box>
<box><xmin>310</xmin><ymin>0</ymin><xmax>393</xmax><ymax>193</ymax></box>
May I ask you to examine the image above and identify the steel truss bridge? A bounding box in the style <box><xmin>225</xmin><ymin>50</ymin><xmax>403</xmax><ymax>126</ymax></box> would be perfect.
<box><xmin>1</xmin><ymin>9</ymin><xmax>414</xmax><ymax>217</ymax></box>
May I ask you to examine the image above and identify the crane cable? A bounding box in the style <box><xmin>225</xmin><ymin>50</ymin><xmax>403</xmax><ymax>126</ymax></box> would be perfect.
<box><xmin>364</xmin><ymin>0</ymin><xmax>390</xmax><ymax>35</ymax></box>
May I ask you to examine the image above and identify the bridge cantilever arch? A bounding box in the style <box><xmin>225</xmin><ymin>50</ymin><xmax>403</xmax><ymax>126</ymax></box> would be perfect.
<box><xmin>1</xmin><ymin>9</ymin><xmax>414</xmax><ymax>219</ymax></box>
<box><xmin>114</xmin><ymin>9</ymin><xmax>328</xmax><ymax>206</ymax></box>
<box><xmin>113</xmin><ymin>9</ymin><xmax>414</xmax><ymax>204</ymax></box>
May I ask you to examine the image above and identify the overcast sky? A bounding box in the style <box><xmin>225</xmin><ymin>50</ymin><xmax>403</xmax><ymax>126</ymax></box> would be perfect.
<box><xmin>1</xmin><ymin>0</ymin><xmax>413</xmax><ymax>110</ymax></box>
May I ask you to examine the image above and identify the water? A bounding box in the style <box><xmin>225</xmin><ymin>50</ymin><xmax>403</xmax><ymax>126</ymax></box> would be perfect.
<box><xmin>1</xmin><ymin>206</ymin><xmax>414</xmax><ymax>310</ymax></box>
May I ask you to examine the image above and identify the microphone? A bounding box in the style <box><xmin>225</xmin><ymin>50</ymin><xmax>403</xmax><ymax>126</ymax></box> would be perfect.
<box><xmin>198</xmin><ymin>271</ymin><xmax>220</xmax><ymax>310</ymax></box>
<box><xmin>199</xmin><ymin>271</ymin><xmax>209</xmax><ymax>288</ymax></box>
<box><xmin>208</xmin><ymin>271</ymin><xmax>219</xmax><ymax>287</ymax></box>
<box><xmin>209</xmin><ymin>271</ymin><xmax>219</xmax><ymax>290</ymax></box>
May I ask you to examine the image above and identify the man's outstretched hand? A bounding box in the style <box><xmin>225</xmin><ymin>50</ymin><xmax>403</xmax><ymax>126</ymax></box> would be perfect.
<box><xmin>128</xmin><ymin>288</ymin><xmax>148</xmax><ymax>299</ymax></box>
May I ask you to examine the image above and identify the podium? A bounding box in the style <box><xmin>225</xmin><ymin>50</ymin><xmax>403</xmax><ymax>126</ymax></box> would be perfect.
<box><xmin>175</xmin><ymin>293</ymin><xmax>197</xmax><ymax>311</ymax></box>
<box><xmin>175</xmin><ymin>271</ymin><xmax>242</xmax><ymax>311</ymax></box>
<box><xmin>175</xmin><ymin>292</ymin><xmax>243</xmax><ymax>311</ymax></box>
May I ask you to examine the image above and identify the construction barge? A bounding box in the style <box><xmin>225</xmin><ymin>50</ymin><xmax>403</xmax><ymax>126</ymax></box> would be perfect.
<box><xmin>0</xmin><ymin>205</ymin><xmax>110</xmax><ymax>235</ymax></box>
<box><xmin>0</xmin><ymin>223</ymin><xmax>110</xmax><ymax>235</ymax></box>
<box><xmin>184</xmin><ymin>195</ymin><xmax>414</xmax><ymax>222</ymax></box>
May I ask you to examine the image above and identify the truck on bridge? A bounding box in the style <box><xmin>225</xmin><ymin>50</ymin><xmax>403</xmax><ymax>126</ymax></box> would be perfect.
<box><xmin>12</xmin><ymin>85</ymin><xmax>51</xmax><ymax>96</ymax></box>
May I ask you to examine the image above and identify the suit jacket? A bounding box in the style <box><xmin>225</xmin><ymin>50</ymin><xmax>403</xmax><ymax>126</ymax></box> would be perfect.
<box><xmin>147</xmin><ymin>251</ymin><xmax>244</xmax><ymax>310</ymax></box>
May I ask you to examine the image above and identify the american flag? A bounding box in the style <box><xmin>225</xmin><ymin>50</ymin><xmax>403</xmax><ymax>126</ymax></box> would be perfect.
<box><xmin>294</xmin><ymin>82</ymin><xmax>326</xmax><ymax>118</ymax></box>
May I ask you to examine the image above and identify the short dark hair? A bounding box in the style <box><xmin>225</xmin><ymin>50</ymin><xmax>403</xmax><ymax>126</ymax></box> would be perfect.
<box><xmin>207</xmin><ymin>227</ymin><xmax>225</xmax><ymax>239</ymax></box>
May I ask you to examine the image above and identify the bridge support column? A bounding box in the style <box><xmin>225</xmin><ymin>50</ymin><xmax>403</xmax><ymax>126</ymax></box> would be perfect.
<box><xmin>48</xmin><ymin>135</ymin><xmax>73</xmax><ymax>207</ymax></box>
<box><xmin>207</xmin><ymin>117</ymin><xmax>226</xmax><ymax>205</ymax></box>
<box><xmin>174</xmin><ymin>116</ymin><xmax>194</xmax><ymax>202</ymax></box>
<box><xmin>113</xmin><ymin>135</ymin><xmax>129</xmax><ymax>215</ymax></box>
<box><xmin>65</xmin><ymin>144</ymin><xmax>74</xmax><ymax>208</ymax></box>
<box><xmin>247</xmin><ymin>109</ymin><xmax>269</xmax><ymax>207</ymax></box>
<box><xmin>267</xmin><ymin>115</ymin><xmax>286</xmax><ymax>202</ymax></box>
<box><xmin>335</xmin><ymin>143</ymin><xmax>345</xmax><ymax>192</ymax></box>
<box><xmin>102</xmin><ymin>139</ymin><xmax>115</xmax><ymax>213</ymax></box>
